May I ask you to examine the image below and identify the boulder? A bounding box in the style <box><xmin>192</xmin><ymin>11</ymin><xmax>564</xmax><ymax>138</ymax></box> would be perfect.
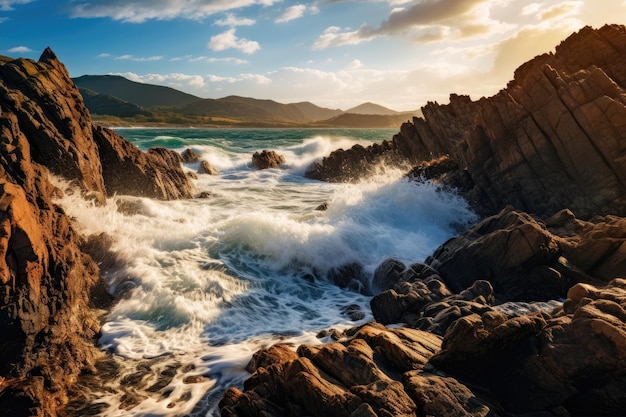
<box><xmin>181</xmin><ymin>148</ymin><xmax>200</xmax><ymax>163</ymax></box>
<box><xmin>251</xmin><ymin>150</ymin><xmax>285</xmax><ymax>170</ymax></box>
<box><xmin>431</xmin><ymin>279</ymin><xmax>626</xmax><ymax>415</ymax></box>
<box><xmin>220</xmin><ymin>323</ymin><xmax>459</xmax><ymax>417</ymax></box>
<box><xmin>305</xmin><ymin>141</ymin><xmax>397</xmax><ymax>182</ymax></box>
<box><xmin>197</xmin><ymin>160</ymin><xmax>219</xmax><ymax>175</ymax></box>
<box><xmin>93</xmin><ymin>126</ymin><xmax>193</xmax><ymax>199</ymax></box>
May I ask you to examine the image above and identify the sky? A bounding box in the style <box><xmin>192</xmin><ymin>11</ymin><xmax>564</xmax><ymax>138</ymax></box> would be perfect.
<box><xmin>1</xmin><ymin>0</ymin><xmax>625</xmax><ymax>111</ymax></box>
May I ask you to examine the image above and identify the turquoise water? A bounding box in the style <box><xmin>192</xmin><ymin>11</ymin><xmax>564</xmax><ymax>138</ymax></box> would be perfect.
<box><xmin>57</xmin><ymin>128</ymin><xmax>476</xmax><ymax>416</ymax></box>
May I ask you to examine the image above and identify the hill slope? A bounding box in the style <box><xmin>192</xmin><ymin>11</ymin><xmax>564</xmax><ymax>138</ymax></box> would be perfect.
<box><xmin>73</xmin><ymin>74</ymin><xmax>201</xmax><ymax>107</ymax></box>
<box><xmin>345</xmin><ymin>102</ymin><xmax>399</xmax><ymax>115</ymax></box>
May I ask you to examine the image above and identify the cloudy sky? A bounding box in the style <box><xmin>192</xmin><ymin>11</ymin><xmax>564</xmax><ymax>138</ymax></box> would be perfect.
<box><xmin>1</xmin><ymin>0</ymin><xmax>625</xmax><ymax>111</ymax></box>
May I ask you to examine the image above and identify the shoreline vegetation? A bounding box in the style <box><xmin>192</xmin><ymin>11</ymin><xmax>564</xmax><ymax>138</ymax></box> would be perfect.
<box><xmin>0</xmin><ymin>24</ymin><xmax>625</xmax><ymax>416</ymax></box>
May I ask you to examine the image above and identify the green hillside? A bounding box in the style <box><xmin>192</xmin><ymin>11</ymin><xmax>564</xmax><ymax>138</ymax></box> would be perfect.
<box><xmin>72</xmin><ymin>74</ymin><xmax>421</xmax><ymax>127</ymax></box>
<box><xmin>73</xmin><ymin>75</ymin><xmax>201</xmax><ymax>107</ymax></box>
<box><xmin>79</xmin><ymin>87</ymin><xmax>151</xmax><ymax>118</ymax></box>
<box><xmin>176</xmin><ymin>96</ymin><xmax>311</xmax><ymax>123</ymax></box>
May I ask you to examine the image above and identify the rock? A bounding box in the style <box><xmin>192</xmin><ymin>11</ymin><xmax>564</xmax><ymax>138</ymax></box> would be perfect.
<box><xmin>305</xmin><ymin>141</ymin><xmax>397</xmax><ymax>182</ymax></box>
<box><xmin>0</xmin><ymin>48</ymin><xmax>194</xmax><ymax>416</ymax></box>
<box><xmin>197</xmin><ymin>160</ymin><xmax>219</xmax><ymax>175</ymax></box>
<box><xmin>398</xmin><ymin>25</ymin><xmax>626</xmax><ymax>219</ymax></box>
<box><xmin>93</xmin><ymin>126</ymin><xmax>194</xmax><ymax>199</ymax></box>
<box><xmin>246</xmin><ymin>344</ymin><xmax>298</xmax><ymax>373</ymax></box>
<box><xmin>427</xmin><ymin>206</ymin><xmax>568</xmax><ymax>301</ymax></box>
<box><xmin>251</xmin><ymin>150</ymin><xmax>285</xmax><ymax>170</ymax></box>
<box><xmin>430</xmin><ymin>279</ymin><xmax>626</xmax><ymax>415</ymax></box>
<box><xmin>372</xmin><ymin>258</ymin><xmax>405</xmax><ymax>292</ymax></box>
<box><xmin>307</xmin><ymin>25</ymin><xmax>626</xmax><ymax>219</ymax></box>
<box><xmin>404</xmin><ymin>372</ymin><xmax>493</xmax><ymax>417</ymax></box>
<box><xmin>315</xmin><ymin>202</ymin><xmax>328</xmax><ymax>211</ymax></box>
<box><xmin>327</xmin><ymin>262</ymin><xmax>368</xmax><ymax>294</ymax></box>
<box><xmin>220</xmin><ymin>323</ymin><xmax>452</xmax><ymax>417</ymax></box>
<box><xmin>425</xmin><ymin>206</ymin><xmax>626</xmax><ymax>302</ymax></box>
<box><xmin>181</xmin><ymin>148</ymin><xmax>200</xmax><ymax>163</ymax></box>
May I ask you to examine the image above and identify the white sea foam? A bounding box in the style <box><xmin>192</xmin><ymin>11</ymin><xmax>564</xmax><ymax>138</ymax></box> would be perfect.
<box><xmin>53</xmin><ymin>129</ymin><xmax>476</xmax><ymax>416</ymax></box>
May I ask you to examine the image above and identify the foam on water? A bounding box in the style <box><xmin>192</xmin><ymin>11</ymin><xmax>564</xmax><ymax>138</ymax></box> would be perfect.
<box><xmin>56</xmin><ymin>129</ymin><xmax>476</xmax><ymax>416</ymax></box>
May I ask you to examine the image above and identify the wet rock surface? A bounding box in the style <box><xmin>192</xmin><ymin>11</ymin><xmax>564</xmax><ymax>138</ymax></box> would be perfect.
<box><xmin>221</xmin><ymin>25</ymin><xmax>626</xmax><ymax>417</ymax></box>
<box><xmin>0</xmin><ymin>48</ymin><xmax>193</xmax><ymax>416</ymax></box>
<box><xmin>307</xmin><ymin>25</ymin><xmax>626</xmax><ymax>220</ymax></box>
<box><xmin>251</xmin><ymin>150</ymin><xmax>286</xmax><ymax>170</ymax></box>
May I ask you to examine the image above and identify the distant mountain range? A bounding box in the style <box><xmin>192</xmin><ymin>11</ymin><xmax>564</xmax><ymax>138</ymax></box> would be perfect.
<box><xmin>72</xmin><ymin>74</ymin><xmax>420</xmax><ymax>127</ymax></box>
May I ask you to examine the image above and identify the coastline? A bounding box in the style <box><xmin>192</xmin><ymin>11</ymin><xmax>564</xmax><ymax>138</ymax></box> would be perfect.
<box><xmin>1</xmin><ymin>24</ymin><xmax>626</xmax><ymax>417</ymax></box>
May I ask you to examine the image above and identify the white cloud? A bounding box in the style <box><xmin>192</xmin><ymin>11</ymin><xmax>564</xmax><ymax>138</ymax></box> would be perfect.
<box><xmin>538</xmin><ymin>1</ymin><xmax>583</xmax><ymax>21</ymax></box>
<box><xmin>275</xmin><ymin>4</ymin><xmax>306</xmax><ymax>23</ymax></box>
<box><xmin>521</xmin><ymin>3</ymin><xmax>540</xmax><ymax>16</ymax></box>
<box><xmin>170</xmin><ymin>55</ymin><xmax>249</xmax><ymax>64</ymax></box>
<box><xmin>239</xmin><ymin>73</ymin><xmax>272</xmax><ymax>84</ymax></box>
<box><xmin>115</xmin><ymin>71</ymin><xmax>206</xmax><ymax>89</ymax></box>
<box><xmin>68</xmin><ymin>0</ymin><xmax>281</xmax><ymax>23</ymax></box>
<box><xmin>0</xmin><ymin>0</ymin><xmax>32</xmax><ymax>11</ymax></box>
<box><xmin>7</xmin><ymin>45</ymin><xmax>33</xmax><ymax>53</ymax></box>
<box><xmin>208</xmin><ymin>28</ymin><xmax>260</xmax><ymax>54</ymax></box>
<box><xmin>215</xmin><ymin>13</ymin><xmax>255</xmax><ymax>26</ymax></box>
<box><xmin>312</xmin><ymin>25</ymin><xmax>374</xmax><ymax>50</ymax></box>
<box><xmin>115</xmin><ymin>54</ymin><xmax>163</xmax><ymax>62</ymax></box>
<box><xmin>312</xmin><ymin>0</ymin><xmax>513</xmax><ymax>49</ymax></box>
<box><xmin>207</xmin><ymin>57</ymin><xmax>249</xmax><ymax>64</ymax></box>
<box><xmin>97</xmin><ymin>52</ymin><xmax>112</xmax><ymax>58</ymax></box>
<box><xmin>345</xmin><ymin>59</ymin><xmax>363</xmax><ymax>70</ymax></box>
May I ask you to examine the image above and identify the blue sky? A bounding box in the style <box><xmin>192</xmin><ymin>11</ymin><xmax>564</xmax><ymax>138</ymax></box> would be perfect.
<box><xmin>1</xmin><ymin>0</ymin><xmax>625</xmax><ymax>111</ymax></box>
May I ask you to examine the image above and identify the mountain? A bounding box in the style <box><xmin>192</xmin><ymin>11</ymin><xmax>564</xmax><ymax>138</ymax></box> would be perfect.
<box><xmin>73</xmin><ymin>74</ymin><xmax>201</xmax><ymax>107</ymax></box>
<box><xmin>345</xmin><ymin>102</ymin><xmax>399</xmax><ymax>115</ymax></box>
<box><xmin>290</xmin><ymin>102</ymin><xmax>343</xmax><ymax>121</ymax></box>
<box><xmin>176</xmin><ymin>95</ymin><xmax>311</xmax><ymax>123</ymax></box>
<box><xmin>79</xmin><ymin>87</ymin><xmax>152</xmax><ymax>118</ymax></box>
<box><xmin>73</xmin><ymin>74</ymin><xmax>416</xmax><ymax>126</ymax></box>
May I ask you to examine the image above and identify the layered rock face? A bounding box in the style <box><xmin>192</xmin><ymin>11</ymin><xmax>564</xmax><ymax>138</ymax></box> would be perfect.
<box><xmin>307</xmin><ymin>24</ymin><xmax>626</xmax><ymax>220</ymax></box>
<box><xmin>225</xmin><ymin>25</ymin><xmax>626</xmax><ymax>417</ymax></box>
<box><xmin>222</xmin><ymin>207</ymin><xmax>626</xmax><ymax>416</ymax></box>
<box><xmin>0</xmin><ymin>49</ymin><xmax>193</xmax><ymax>416</ymax></box>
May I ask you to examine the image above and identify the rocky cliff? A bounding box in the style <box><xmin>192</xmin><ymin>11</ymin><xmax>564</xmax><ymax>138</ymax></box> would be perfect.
<box><xmin>0</xmin><ymin>48</ymin><xmax>193</xmax><ymax>416</ymax></box>
<box><xmin>307</xmin><ymin>24</ymin><xmax>626</xmax><ymax>220</ymax></box>
<box><xmin>226</xmin><ymin>25</ymin><xmax>626</xmax><ymax>416</ymax></box>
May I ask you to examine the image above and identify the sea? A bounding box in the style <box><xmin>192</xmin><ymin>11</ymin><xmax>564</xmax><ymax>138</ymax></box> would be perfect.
<box><xmin>57</xmin><ymin>128</ymin><xmax>477</xmax><ymax>416</ymax></box>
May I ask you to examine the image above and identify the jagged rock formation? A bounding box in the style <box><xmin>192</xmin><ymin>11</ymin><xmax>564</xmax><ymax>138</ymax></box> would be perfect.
<box><xmin>0</xmin><ymin>48</ymin><xmax>193</xmax><ymax>416</ymax></box>
<box><xmin>220</xmin><ymin>209</ymin><xmax>626</xmax><ymax>417</ymax></box>
<box><xmin>221</xmin><ymin>277</ymin><xmax>626</xmax><ymax>415</ymax></box>
<box><xmin>307</xmin><ymin>24</ymin><xmax>626</xmax><ymax>220</ymax></box>
<box><xmin>224</xmin><ymin>25</ymin><xmax>626</xmax><ymax>417</ymax></box>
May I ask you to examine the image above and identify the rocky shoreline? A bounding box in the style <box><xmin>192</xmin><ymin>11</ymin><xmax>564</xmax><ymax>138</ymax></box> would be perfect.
<box><xmin>224</xmin><ymin>25</ymin><xmax>626</xmax><ymax>416</ymax></box>
<box><xmin>0</xmin><ymin>25</ymin><xmax>625</xmax><ymax>417</ymax></box>
<box><xmin>0</xmin><ymin>48</ymin><xmax>193</xmax><ymax>416</ymax></box>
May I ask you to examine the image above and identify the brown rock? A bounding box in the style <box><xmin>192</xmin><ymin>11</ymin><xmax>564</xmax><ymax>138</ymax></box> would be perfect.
<box><xmin>197</xmin><ymin>160</ymin><xmax>219</xmax><ymax>175</ymax></box>
<box><xmin>431</xmin><ymin>279</ymin><xmax>626</xmax><ymax>414</ymax></box>
<box><xmin>427</xmin><ymin>206</ymin><xmax>567</xmax><ymax>301</ymax></box>
<box><xmin>251</xmin><ymin>150</ymin><xmax>285</xmax><ymax>170</ymax></box>
<box><xmin>307</xmin><ymin>25</ymin><xmax>626</xmax><ymax>219</ymax></box>
<box><xmin>0</xmin><ymin>48</ymin><xmax>194</xmax><ymax>416</ymax></box>
<box><xmin>404</xmin><ymin>372</ymin><xmax>493</xmax><ymax>417</ymax></box>
<box><xmin>220</xmin><ymin>323</ymin><xmax>445</xmax><ymax>417</ymax></box>
<box><xmin>305</xmin><ymin>141</ymin><xmax>398</xmax><ymax>182</ymax></box>
<box><xmin>93</xmin><ymin>127</ymin><xmax>194</xmax><ymax>199</ymax></box>
<box><xmin>181</xmin><ymin>148</ymin><xmax>200</xmax><ymax>163</ymax></box>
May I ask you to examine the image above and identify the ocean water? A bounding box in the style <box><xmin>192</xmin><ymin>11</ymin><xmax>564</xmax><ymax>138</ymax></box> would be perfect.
<box><xmin>56</xmin><ymin>128</ymin><xmax>477</xmax><ymax>416</ymax></box>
